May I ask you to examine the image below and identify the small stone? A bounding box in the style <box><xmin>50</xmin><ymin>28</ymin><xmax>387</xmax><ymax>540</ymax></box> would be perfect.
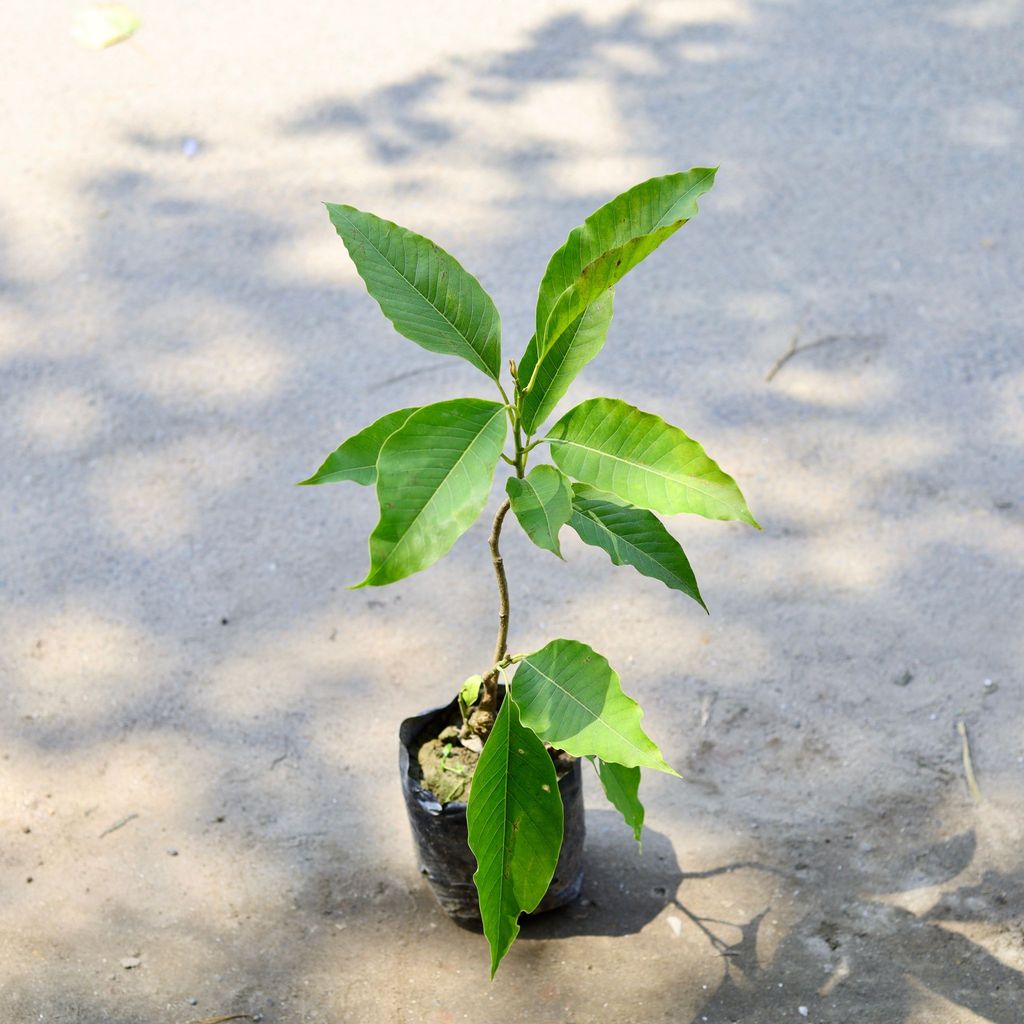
<box><xmin>120</xmin><ymin>956</ymin><xmax>142</xmax><ymax>970</ymax></box>
<box><xmin>188</xmin><ymin>998</ymin><xmax>198</xmax><ymax>1006</ymax></box>
<box><xmin>799</xmin><ymin>1007</ymin><xmax>809</xmax><ymax>1017</ymax></box>
<box><xmin>166</xmin><ymin>848</ymin><xmax>179</xmax><ymax>857</ymax></box>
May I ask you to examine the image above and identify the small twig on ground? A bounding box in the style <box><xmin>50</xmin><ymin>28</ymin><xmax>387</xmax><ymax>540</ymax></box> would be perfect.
<box><xmin>956</xmin><ymin>720</ymin><xmax>983</xmax><ymax>803</ymax></box>
<box><xmin>766</xmin><ymin>309</ymin><xmax>882</xmax><ymax>382</ymax></box>
<box><xmin>188</xmin><ymin>1015</ymin><xmax>255</xmax><ymax>1024</ymax></box>
<box><xmin>766</xmin><ymin>312</ymin><xmax>807</xmax><ymax>383</ymax></box>
<box><xmin>99</xmin><ymin>813</ymin><xmax>139</xmax><ymax>839</ymax></box>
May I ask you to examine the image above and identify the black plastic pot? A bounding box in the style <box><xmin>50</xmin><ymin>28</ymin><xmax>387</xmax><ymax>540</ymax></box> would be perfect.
<box><xmin>399</xmin><ymin>694</ymin><xmax>585</xmax><ymax>926</ymax></box>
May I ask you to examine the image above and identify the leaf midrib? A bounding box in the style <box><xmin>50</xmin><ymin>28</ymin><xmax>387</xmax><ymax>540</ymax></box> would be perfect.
<box><xmin>519</xmin><ymin>477</ymin><xmax>561</xmax><ymax>547</ymax></box>
<box><xmin>549</xmin><ymin>435</ymin><xmax>734</xmax><ymax>510</ymax></box>
<box><xmin>337</xmin><ymin>208</ymin><xmax>496</xmax><ymax>379</ymax></box>
<box><xmin>517</xmin><ymin>656</ymin><xmax>651</xmax><ymax>761</ymax></box>
<box><xmin>370</xmin><ymin>406</ymin><xmax>504</xmax><ymax>581</ymax></box>
<box><xmin>575</xmin><ymin>506</ymin><xmax>666</xmax><ymax>573</ymax></box>
<box><xmin>526</xmin><ymin>310</ymin><xmax>585</xmax><ymax>420</ymax></box>
<box><xmin>540</xmin><ymin>170</ymin><xmax>713</xmax><ymax>344</ymax></box>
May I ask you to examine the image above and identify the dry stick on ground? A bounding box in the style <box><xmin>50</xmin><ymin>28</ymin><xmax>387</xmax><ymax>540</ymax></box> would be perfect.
<box><xmin>766</xmin><ymin>310</ymin><xmax>883</xmax><ymax>382</ymax></box>
<box><xmin>765</xmin><ymin>309</ymin><xmax>809</xmax><ymax>382</ymax></box>
<box><xmin>188</xmin><ymin>1015</ymin><xmax>255</xmax><ymax>1024</ymax></box>
<box><xmin>98</xmin><ymin>813</ymin><xmax>138</xmax><ymax>838</ymax></box>
<box><xmin>957</xmin><ymin>720</ymin><xmax>983</xmax><ymax>803</ymax></box>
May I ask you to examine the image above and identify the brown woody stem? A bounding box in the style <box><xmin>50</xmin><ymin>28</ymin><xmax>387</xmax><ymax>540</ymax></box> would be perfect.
<box><xmin>480</xmin><ymin>497</ymin><xmax>512</xmax><ymax>715</ymax></box>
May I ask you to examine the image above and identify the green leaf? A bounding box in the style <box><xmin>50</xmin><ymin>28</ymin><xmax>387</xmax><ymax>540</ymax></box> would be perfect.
<box><xmin>589</xmin><ymin>757</ymin><xmax>644</xmax><ymax>846</ymax></box>
<box><xmin>546</xmin><ymin>398</ymin><xmax>758</xmax><ymax>527</ymax></box>
<box><xmin>458</xmin><ymin>674</ymin><xmax>483</xmax><ymax>721</ymax></box>
<box><xmin>326</xmin><ymin>204</ymin><xmax>502</xmax><ymax>379</ymax></box>
<box><xmin>517</xmin><ymin>291</ymin><xmax>614</xmax><ymax>436</ymax></box>
<box><xmin>299</xmin><ymin>407</ymin><xmax>420</xmax><ymax>486</ymax></box>
<box><xmin>505</xmin><ymin>465</ymin><xmax>573</xmax><ymax>558</ymax></box>
<box><xmin>569</xmin><ymin>484</ymin><xmax>706</xmax><ymax>610</ymax></box>
<box><xmin>467</xmin><ymin>696</ymin><xmax>564</xmax><ymax>977</ymax></box>
<box><xmin>512</xmin><ymin>639</ymin><xmax>677</xmax><ymax>775</ymax></box>
<box><xmin>357</xmin><ymin>398</ymin><xmax>507</xmax><ymax>587</ymax></box>
<box><xmin>535</xmin><ymin>169</ymin><xmax>716</xmax><ymax>353</ymax></box>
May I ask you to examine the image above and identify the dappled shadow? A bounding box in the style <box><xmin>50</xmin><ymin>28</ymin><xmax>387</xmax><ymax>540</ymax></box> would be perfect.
<box><xmin>680</xmin><ymin>828</ymin><xmax>1024</xmax><ymax>1023</ymax></box>
<box><xmin>2</xmin><ymin>0</ymin><xmax>1023</xmax><ymax>1021</ymax></box>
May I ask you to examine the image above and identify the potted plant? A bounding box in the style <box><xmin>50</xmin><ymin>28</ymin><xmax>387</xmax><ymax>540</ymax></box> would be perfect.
<box><xmin>301</xmin><ymin>169</ymin><xmax>758</xmax><ymax>975</ymax></box>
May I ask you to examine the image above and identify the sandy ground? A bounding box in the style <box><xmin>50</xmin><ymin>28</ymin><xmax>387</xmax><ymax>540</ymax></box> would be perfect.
<box><xmin>2</xmin><ymin>2</ymin><xmax>1023</xmax><ymax>1022</ymax></box>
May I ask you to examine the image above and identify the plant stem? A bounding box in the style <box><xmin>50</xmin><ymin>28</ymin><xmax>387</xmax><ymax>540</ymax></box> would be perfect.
<box><xmin>479</xmin><ymin>379</ymin><xmax>531</xmax><ymax>722</ymax></box>
<box><xmin>480</xmin><ymin>498</ymin><xmax>512</xmax><ymax>716</ymax></box>
<box><xmin>489</xmin><ymin>498</ymin><xmax>512</xmax><ymax>665</ymax></box>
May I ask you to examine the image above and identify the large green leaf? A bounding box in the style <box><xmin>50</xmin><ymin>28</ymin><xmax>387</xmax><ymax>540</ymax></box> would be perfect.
<box><xmin>517</xmin><ymin>291</ymin><xmax>614</xmax><ymax>436</ymax></box>
<box><xmin>569</xmin><ymin>484</ymin><xmax>706</xmax><ymax>609</ymax></box>
<box><xmin>589</xmin><ymin>757</ymin><xmax>644</xmax><ymax>846</ymax></box>
<box><xmin>299</xmin><ymin>407</ymin><xmax>420</xmax><ymax>486</ymax></box>
<box><xmin>356</xmin><ymin>398</ymin><xmax>507</xmax><ymax>587</ymax></box>
<box><xmin>326</xmin><ymin>204</ymin><xmax>502</xmax><ymax>379</ymax></box>
<box><xmin>512</xmin><ymin>639</ymin><xmax>677</xmax><ymax>774</ymax></box>
<box><xmin>535</xmin><ymin>169</ymin><xmax>716</xmax><ymax>352</ymax></box>
<box><xmin>547</xmin><ymin>398</ymin><xmax>758</xmax><ymax>527</ymax></box>
<box><xmin>467</xmin><ymin>696</ymin><xmax>564</xmax><ymax>977</ymax></box>
<box><xmin>506</xmin><ymin>465</ymin><xmax>573</xmax><ymax>558</ymax></box>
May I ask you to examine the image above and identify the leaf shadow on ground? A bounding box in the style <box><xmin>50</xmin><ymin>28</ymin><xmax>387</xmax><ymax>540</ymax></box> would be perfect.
<box><xmin>2</xmin><ymin>0</ymin><xmax>1023</xmax><ymax>1021</ymax></box>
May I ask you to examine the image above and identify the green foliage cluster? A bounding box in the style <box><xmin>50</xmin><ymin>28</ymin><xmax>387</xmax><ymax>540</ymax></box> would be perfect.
<box><xmin>302</xmin><ymin>170</ymin><xmax>757</xmax><ymax>974</ymax></box>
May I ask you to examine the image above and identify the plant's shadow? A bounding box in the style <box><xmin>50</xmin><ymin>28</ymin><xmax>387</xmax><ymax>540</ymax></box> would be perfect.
<box><xmin>520</xmin><ymin>811</ymin><xmax>773</xmax><ymax>940</ymax></box>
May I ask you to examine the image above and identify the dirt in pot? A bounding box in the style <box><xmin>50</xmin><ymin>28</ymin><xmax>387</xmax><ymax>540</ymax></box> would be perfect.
<box><xmin>414</xmin><ymin>714</ymin><xmax>575</xmax><ymax>805</ymax></box>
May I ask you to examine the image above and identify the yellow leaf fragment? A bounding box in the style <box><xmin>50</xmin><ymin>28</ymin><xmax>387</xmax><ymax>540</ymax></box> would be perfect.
<box><xmin>72</xmin><ymin>3</ymin><xmax>141</xmax><ymax>49</ymax></box>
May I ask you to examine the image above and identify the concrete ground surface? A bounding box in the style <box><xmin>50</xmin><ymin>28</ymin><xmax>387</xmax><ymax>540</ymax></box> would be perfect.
<box><xmin>2</xmin><ymin>1</ymin><xmax>1023</xmax><ymax>1022</ymax></box>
